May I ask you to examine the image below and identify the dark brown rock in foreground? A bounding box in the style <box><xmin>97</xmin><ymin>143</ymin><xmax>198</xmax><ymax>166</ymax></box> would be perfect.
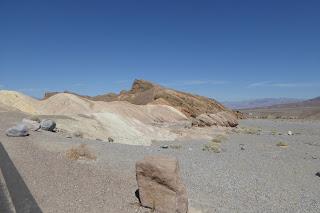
<box><xmin>136</xmin><ymin>155</ymin><xmax>188</xmax><ymax>213</ymax></box>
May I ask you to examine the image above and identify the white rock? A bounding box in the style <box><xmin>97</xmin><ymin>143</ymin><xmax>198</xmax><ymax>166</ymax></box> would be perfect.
<box><xmin>22</xmin><ymin>118</ymin><xmax>41</xmax><ymax>131</ymax></box>
<box><xmin>6</xmin><ymin>123</ymin><xmax>29</xmax><ymax>137</ymax></box>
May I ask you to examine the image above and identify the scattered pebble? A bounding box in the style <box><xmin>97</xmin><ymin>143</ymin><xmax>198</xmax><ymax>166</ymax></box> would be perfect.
<box><xmin>239</xmin><ymin>144</ymin><xmax>245</xmax><ymax>150</ymax></box>
<box><xmin>160</xmin><ymin>145</ymin><xmax>169</xmax><ymax>149</ymax></box>
<box><xmin>316</xmin><ymin>172</ymin><xmax>320</xmax><ymax>178</ymax></box>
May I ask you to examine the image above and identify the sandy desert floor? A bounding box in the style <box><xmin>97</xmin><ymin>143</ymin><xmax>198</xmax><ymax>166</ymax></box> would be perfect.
<box><xmin>1</xmin><ymin>110</ymin><xmax>320</xmax><ymax>212</ymax></box>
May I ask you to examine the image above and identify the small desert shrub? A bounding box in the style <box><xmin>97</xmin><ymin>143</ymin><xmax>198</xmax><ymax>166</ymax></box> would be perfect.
<box><xmin>211</xmin><ymin>134</ymin><xmax>227</xmax><ymax>143</ymax></box>
<box><xmin>203</xmin><ymin>142</ymin><xmax>221</xmax><ymax>153</ymax></box>
<box><xmin>29</xmin><ymin>115</ymin><xmax>41</xmax><ymax>123</ymax></box>
<box><xmin>276</xmin><ymin>141</ymin><xmax>288</xmax><ymax>147</ymax></box>
<box><xmin>271</xmin><ymin>130</ymin><xmax>277</xmax><ymax>135</ymax></box>
<box><xmin>66</xmin><ymin>144</ymin><xmax>96</xmax><ymax>160</ymax></box>
<box><xmin>211</xmin><ymin>138</ymin><xmax>222</xmax><ymax>143</ymax></box>
<box><xmin>230</xmin><ymin>128</ymin><xmax>240</xmax><ymax>134</ymax></box>
<box><xmin>267</xmin><ymin>115</ymin><xmax>275</xmax><ymax>119</ymax></box>
<box><xmin>169</xmin><ymin>144</ymin><xmax>182</xmax><ymax>149</ymax></box>
<box><xmin>108</xmin><ymin>137</ymin><xmax>114</xmax><ymax>143</ymax></box>
<box><xmin>242</xmin><ymin>127</ymin><xmax>261</xmax><ymax>135</ymax></box>
<box><xmin>73</xmin><ymin>131</ymin><xmax>84</xmax><ymax>138</ymax></box>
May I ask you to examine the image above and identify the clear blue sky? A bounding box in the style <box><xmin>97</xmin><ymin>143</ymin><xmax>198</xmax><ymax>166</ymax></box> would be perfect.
<box><xmin>1</xmin><ymin>0</ymin><xmax>319</xmax><ymax>101</ymax></box>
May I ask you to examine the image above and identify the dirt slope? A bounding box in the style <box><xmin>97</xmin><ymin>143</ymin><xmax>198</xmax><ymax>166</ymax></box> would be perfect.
<box><xmin>0</xmin><ymin>90</ymin><xmax>189</xmax><ymax>145</ymax></box>
<box><xmin>0</xmin><ymin>90</ymin><xmax>39</xmax><ymax>114</ymax></box>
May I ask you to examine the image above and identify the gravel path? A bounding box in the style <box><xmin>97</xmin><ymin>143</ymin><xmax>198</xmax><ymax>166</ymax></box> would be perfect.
<box><xmin>1</xmin><ymin>111</ymin><xmax>320</xmax><ymax>212</ymax></box>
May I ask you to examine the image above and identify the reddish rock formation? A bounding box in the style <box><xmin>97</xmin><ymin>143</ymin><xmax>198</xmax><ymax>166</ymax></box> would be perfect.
<box><xmin>43</xmin><ymin>79</ymin><xmax>239</xmax><ymax>127</ymax></box>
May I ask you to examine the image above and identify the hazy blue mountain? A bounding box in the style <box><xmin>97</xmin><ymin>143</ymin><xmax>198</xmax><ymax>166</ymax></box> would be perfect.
<box><xmin>223</xmin><ymin>98</ymin><xmax>304</xmax><ymax>109</ymax></box>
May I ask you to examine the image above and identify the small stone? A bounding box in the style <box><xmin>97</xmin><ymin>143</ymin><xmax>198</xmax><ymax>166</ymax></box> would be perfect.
<box><xmin>40</xmin><ymin>119</ymin><xmax>56</xmax><ymax>131</ymax></box>
<box><xmin>288</xmin><ymin>131</ymin><xmax>293</xmax><ymax>136</ymax></box>
<box><xmin>108</xmin><ymin>137</ymin><xmax>114</xmax><ymax>143</ymax></box>
<box><xmin>6</xmin><ymin>123</ymin><xmax>29</xmax><ymax>137</ymax></box>
<box><xmin>316</xmin><ymin>172</ymin><xmax>320</xmax><ymax>177</ymax></box>
<box><xmin>160</xmin><ymin>145</ymin><xmax>169</xmax><ymax>149</ymax></box>
<box><xmin>73</xmin><ymin>131</ymin><xmax>83</xmax><ymax>138</ymax></box>
<box><xmin>239</xmin><ymin>144</ymin><xmax>245</xmax><ymax>150</ymax></box>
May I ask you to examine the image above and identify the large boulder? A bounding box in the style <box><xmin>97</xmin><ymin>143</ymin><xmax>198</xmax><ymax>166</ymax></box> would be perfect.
<box><xmin>136</xmin><ymin>155</ymin><xmax>188</xmax><ymax>213</ymax></box>
<box><xmin>22</xmin><ymin>118</ymin><xmax>41</xmax><ymax>131</ymax></box>
<box><xmin>6</xmin><ymin>123</ymin><xmax>29</xmax><ymax>137</ymax></box>
<box><xmin>40</xmin><ymin>119</ymin><xmax>56</xmax><ymax>131</ymax></box>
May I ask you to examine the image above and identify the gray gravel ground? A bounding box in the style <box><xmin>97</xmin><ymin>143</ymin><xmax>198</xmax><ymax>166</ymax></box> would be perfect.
<box><xmin>1</xmin><ymin>111</ymin><xmax>320</xmax><ymax>212</ymax></box>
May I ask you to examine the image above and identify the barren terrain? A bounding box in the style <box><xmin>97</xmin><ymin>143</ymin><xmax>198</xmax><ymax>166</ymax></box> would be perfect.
<box><xmin>1</xmin><ymin>108</ymin><xmax>319</xmax><ymax>212</ymax></box>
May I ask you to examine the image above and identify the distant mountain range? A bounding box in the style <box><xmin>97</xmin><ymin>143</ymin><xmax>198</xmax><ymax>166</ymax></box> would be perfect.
<box><xmin>223</xmin><ymin>98</ymin><xmax>304</xmax><ymax>109</ymax></box>
<box><xmin>266</xmin><ymin>96</ymin><xmax>320</xmax><ymax>108</ymax></box>
<box><xmin>240</xmin><ymin>96</ymin><xmax>320</xmax><ymax>120</ymax></box>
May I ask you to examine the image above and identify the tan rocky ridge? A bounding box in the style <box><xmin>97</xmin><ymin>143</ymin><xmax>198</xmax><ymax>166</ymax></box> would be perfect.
<box><xmin>0</xmin><ymin>90</ymin><xmax>189</xmax><ymax>145</ymax></box>
<box><xmin>44</xmin><ymin>79</ymin><xmax>239</xmax><ymax>127</ymax></box>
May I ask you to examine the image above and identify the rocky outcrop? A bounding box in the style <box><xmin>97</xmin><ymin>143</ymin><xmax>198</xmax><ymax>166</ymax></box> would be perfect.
<box><xmin>193</xmin><ymin>111</ymin><xmax>238</xmax><ymax>127</ymax></box>
<box><xmin>42</xmin><ymin>79</ymin><xmax>239</xmax><ymax>127</ymax></box>
<box><xmin>92</xmin><ymin>80</ymin><xmax>238</xmax><ymax>127</ymax></box>
<box><xmin>136</xmin><ymin>155</ymin><xmax>188</xmax><ymax>213</ymax></box>
<box><xmin>233</xmin><ymin>110</ymin><xmax>247</xmax><ymax>119</ymax></box>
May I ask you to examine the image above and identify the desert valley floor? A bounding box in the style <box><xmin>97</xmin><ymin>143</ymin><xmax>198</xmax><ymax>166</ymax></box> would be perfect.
<box><xmin>1</xmin><ymin>109</ymin><xmax>320</xmax><ymax>213</ymax></box>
